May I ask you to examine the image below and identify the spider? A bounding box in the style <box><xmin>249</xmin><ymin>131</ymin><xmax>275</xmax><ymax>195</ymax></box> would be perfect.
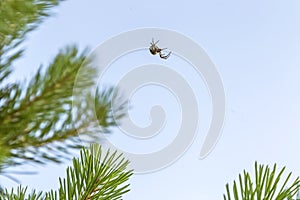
<box><xmin>149</xmin><ymin>38</ymin><xmax>171</xmax><ymax>59</ymax></box>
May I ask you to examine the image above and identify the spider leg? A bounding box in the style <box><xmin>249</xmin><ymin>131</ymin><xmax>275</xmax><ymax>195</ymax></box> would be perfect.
<box><xmin>150</xmin><ymin>39</ymin><xmax>159</xmax><ymax>46</ymax></box>
<box><xmin>159</xmin><ymin>51</ymin><xmax>171</xmax><ymax>59</ymax></box>
<box><xmin>156</xmin><ymin>47</ymin><xmax>169</xmax><ymax>53</ymax></box>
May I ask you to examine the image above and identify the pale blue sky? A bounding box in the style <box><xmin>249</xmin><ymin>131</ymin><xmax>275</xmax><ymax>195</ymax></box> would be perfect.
<box><xmin>2</xmin><ymin>0</ymin><xmax>300</xmax><ymax>199</ymax></box>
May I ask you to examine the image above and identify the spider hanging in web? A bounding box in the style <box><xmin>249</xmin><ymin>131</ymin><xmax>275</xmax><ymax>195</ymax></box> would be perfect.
<box><xmin>149</xmin><ymin>38</ymin><xmax>171</xmax><ymax>59</ymax></box>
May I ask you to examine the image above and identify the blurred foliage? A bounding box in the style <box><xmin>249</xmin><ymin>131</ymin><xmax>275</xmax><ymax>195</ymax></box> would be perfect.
<box><xmin>0</xmin><ymin>0</ymin><xmax>61</xmax><ymax>83</ymax></box>
<box><xmin>0</xmin><ymin>0</ymin><xmax>131</xmax><ymax>198</ymax></box>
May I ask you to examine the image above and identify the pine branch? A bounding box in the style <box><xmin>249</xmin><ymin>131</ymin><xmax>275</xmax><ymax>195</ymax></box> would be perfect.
<box><xmin>223</xmin><ymin>161</ymin><xmax>300</xmax><ymax>200</ymax></box>
<box><xmin>0</xmin><ymin>0</ymin><xmax>66</xmax><ymax>167</ymax></box>
<box><xmin>0</xmin><ymin>0</ymin><xmax>127</xmax><ymax>171</ymax></box>
<box><xmin>54</xmin><ymin>144</ymin><xmax>133</xmax><ymax>200</ymax></box>
<box><xmin>0</xmin><ymin>1</ymin><xmax>133</xmax><ymax>200</ymax></box>
<box><xmin>0</xmin><ymin>145</ymin><xmax>133</xmax><ymax>200</ymax></box>
<box><xmin>0</xmin><ymin>46</ymin><xmax>127</xmax><ymax>168</ymax></box>
<box><xmin>0</xmin><ymin>0</ymin><xmax>63</xmax><ymax>83</ymax></box>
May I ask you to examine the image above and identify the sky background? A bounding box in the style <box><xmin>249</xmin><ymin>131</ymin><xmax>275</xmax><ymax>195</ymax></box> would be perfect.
<box><xmin>2</xmin><ymin>0</ymin><xmax>300</xmax><ymax>199</ymax></box>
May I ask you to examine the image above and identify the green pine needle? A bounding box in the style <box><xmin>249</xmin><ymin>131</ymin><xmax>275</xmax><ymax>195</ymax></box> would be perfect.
<box><xmin>223</xmin><ymin>161</ymin><xmax>300</xmax><ymax>200</ymax></box>
<box><xmin>0</xmin><ymin>144</ymin><xmax>133</xmax><ymax>200</ymax></box>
